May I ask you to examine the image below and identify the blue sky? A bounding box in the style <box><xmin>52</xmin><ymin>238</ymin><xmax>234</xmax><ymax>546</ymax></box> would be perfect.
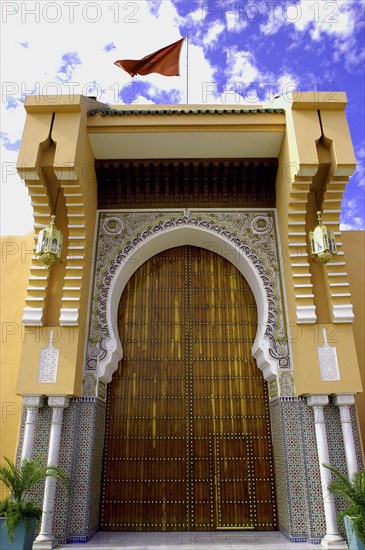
<box><xmin>1</xmin><ymin>0</ymin><xmax>364</xmax><ymax>234</ymax></box>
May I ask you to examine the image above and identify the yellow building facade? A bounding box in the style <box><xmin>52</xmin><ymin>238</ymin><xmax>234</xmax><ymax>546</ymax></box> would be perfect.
<box><xmin>2</xmin><ymin>92</ymin><xmax>363</xmax><ymax>548</ymax></box>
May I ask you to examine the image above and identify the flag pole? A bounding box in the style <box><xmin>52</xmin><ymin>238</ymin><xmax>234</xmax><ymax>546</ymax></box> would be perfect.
<box><xmin>186</xmin><ymin>34</ymin><xmax>189</xmax><ymax>104</ymax></box>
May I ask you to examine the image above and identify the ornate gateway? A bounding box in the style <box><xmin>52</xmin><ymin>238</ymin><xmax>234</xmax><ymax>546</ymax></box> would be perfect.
<box><xmin>83</xmin><ymin>209</ymin><xmax>294</xmax><ymax>400</ymax></box>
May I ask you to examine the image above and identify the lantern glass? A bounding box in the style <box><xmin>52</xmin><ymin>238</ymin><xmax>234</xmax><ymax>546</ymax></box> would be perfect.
<box><xmin>36</xmin><ymin>215</ymin><xmax>63</xmax><ymax>266</ymax></box>
<box><xmin>309</xmin><ymin>211</ymin><xmax>337</xmax><ymax>264</ymax></box>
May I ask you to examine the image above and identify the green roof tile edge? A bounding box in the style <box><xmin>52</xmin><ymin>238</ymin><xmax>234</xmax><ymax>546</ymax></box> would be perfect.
<box><xmin>87</xmin><ymin>107</ymin><xmax>285</xmax><ymax>116</ymax></box>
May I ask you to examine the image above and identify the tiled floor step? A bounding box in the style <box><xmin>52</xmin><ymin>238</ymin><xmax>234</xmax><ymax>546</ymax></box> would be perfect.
<box><xmin>56</xmin><ymin>531</ymin><xmax>321</xmax><ymax>549</ymax></box>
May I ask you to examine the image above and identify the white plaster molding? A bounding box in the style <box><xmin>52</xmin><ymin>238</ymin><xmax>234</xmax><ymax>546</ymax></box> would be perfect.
<box><xmin>332</xmin><ymin>166</ymin><xmax>356</xmax><ymax>177</ymax></box>
<box><xmin>22</xmin><ymin>307</ymin><xmax>43</xmax><ymax>325</ymax></box>
<box><xmin>307</xmin><ymin>394</ymin><xmax>348</xmax><ymax>548</ymax></box>
<box><xmin>332</xmin><ymin>304</ymin><xmax>354</xmax><ymax>323</ymax></box>
<box><xmin>333</xmin><ymin>393</ymin><xmax>358</xmax><ymax>480</ymax></box>
<box><xmin>307</xmin><ymin>394</ymin><xmax>329</xmax><ymax>408</ymax></box>
<box><xmin>59</xmin><ymin>307</ymin><xmax>79</xmax><ymax>325</ymax></box>
<box><xmin>38</xmin><ymin>331</ymin><xmax>59</xmax><ymax>383</ymax></box>
<box><xmin>23</xmin><ymin>395</ymin><xmax>45</xmax><ymax>408</ymax></box>
<box><xmin>321</xmin><ymin>538</ymin><xmax>348</xmax><ymax>549</ymax></box>
<box><xmin>333</xmin><ymin>394</ymin><xmax>355</xmax><ymax>408</ymax></box>
<box><xmin>98</xmin><ymin>224</ymin><xmax>277</xmax><ymax>385</ymax></box>
<box><xmin>48</xmin><ymin>396</ymin><xmax>69</xmax><ymax>408</ymax></box>
<box><xmin>296</xmin><ymin>305</ymin><xmax>317</xmax><ymax>324</ymax></box>
<box><xmin>297</xmin><ymin>165</ymin><xmax>318</xmax><ymax>177</ymax></box>
<box><xmin>21</xmin><ymin>396</ymin><xmax>45</xmax><ymax>462</ymax></box>
<box><xmin>17</xmin><ymin>169</ymin><xmax>40</xmax><ymax>181</ymax></box>
<box><xmin>34</xmin><ymin>397</ymin><xmax>68</xmax><ymax>549</ymax></box>
<box><xmin>318</xmin><ymin>328</ymin><xmax>340</xmax><ymax>381</ymax></box>
<box><xmin>338</xmin><ymin>406</ymin><xmax>352</xmax><ymax>424</ymax></box>
<box><xmin>252</xmin><ymin>338</ymin><xmax>278</xmax><ymax>382</ymax></box>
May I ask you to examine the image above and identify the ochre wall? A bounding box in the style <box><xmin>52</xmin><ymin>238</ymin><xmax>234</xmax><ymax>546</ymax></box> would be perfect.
<box><xmin>275</xmin><ymin>94</ymin><xmax>362</xmax><ymax>398</ymax></box>
<box><xmin>342</xmin><ymin>231</ymin><xmax>365</xmax><ymax>448</ymax></box>
<box><xmin>15</xmin><ymin>96</ymin><xmax>99</xmax><ymax>397</ymax></box>
<box><xmin>0</xmin><ymin>233</ymin><xmax>34</xmax><ymax>497</ymax></box>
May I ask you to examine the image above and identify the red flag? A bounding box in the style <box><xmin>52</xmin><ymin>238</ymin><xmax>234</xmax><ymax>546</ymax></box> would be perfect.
<box><xmin>114</xmin><ymin>38</ymin><xmax>184</xmax><ymax>77</ymax></box>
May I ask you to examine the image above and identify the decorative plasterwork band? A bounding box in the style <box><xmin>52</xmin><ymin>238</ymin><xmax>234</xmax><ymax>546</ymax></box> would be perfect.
<box><xmin>58</xmin><ymin>175</ymin><xmax>87</xmax><ymax>327</ymax></box>
<box><xmin>322</xmin><ymin>179</ymin><xmax>354</xmax><ymax>323</ymax></box>
<box><xmin>19</xmin><ymin>170</ymin><xmax>86</xmax><ymax>327</ymax></box>
<box><xmin>82</xmin><ymin>209</ymin><xmax>294</xmax><ymax>398</ymax></box>
<box><xmin>19</xmin><ymin>170</ymin><xmax>51</xmax><ymax>325</ymax></box>
<box><xmin>332</xmin><ymin>394</ymin><xmax>355</xmax><ymax>407</ymax></box>
<box><xmin>288</xmin><ymin>173</ymin><xmax>316</xmax><ymax>324</ymax></box>
<box><xmin>38</xmin><ymin>330</ymin><xmax>59</xmax><ymax>383</ymax></box>
<box><xmin>317</xmin><ymin>327</ymin><xmax>340</xmax><ymax>382</ymax></box>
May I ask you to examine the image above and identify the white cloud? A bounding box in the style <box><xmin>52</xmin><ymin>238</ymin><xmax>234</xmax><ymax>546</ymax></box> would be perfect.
<box><xmin>259</xmin><ymin>0</ymin><xmax>364</xmax><ymax>67</ymax></box>
<box><xmin>154</xmin><ymin>0</ymin><xmax>181</xmax><ymax>27</ymax></box>
<box><xmin>0</xmin><ymin>1</ymin><xmax>188</xmax><ymax>235</ymax></box>
<box><xmin>0</xmin><ymin>0</ymin><xmax>222</xmax><ymax>234</ymax></box>
<box><xmin>260</xmin><ymin>72</ymin><xmax>300</xmax><ymax>104</ymax></box>
<box><xmin>190</xmin><ymin>7</ymin><xmax>204</xmax><ymax>23</ymax></box>
<box><xmin>332</xmin><ymin>36</ymin><xmax>365</xmax><ymax>70</ymax></box>
<box><xmin>305</xmin><ymin>0</ymin><xmax>358</xmax><ymax>40</ymax></box>
<box><xmin>340</xmin><ymin>218</ymin><xmax>364</xmax><ymax>230</ymax></box>
<box><xmin>1</xmin><ymin>103</ymin><xmax>25</xmax><ymax>144</ymax></box>
<box><xmin>1</xmin><ymin>151</ymin><xmax>34</xmax><ymax>235</ymax></box>
<box><xmin>352</xmin><ymin>145</ymin><xmax>365</xmax><ymax>188</ymax></box>
<box><xmin>1</xmin><ymin>0</ymin><xmax>363</xmax><ymax>234</ymax></box>
<box><xmin>260</xmin><ymin>5</ymin><xmax>285</xmax><ymax>36</ymax></box>
<box><xmin>202</xmin><ymin>22</ymin><xmax>225</xmax><ymax>48</ymax></box>
<box><xmin>225</xmin><ymin>12</ymin><xmax>248</xmax><ymax>32</ymax></box>
<box><xmin>261</xmin><ymin>0</ymin><xmax>360</xmax><ymax>38</ymax></box>
<box><xmin>340</xmin><ymin>194</ymin><xmax>365</xmax><ymax>230</ymax></box>
<box><xmin>133</xmin><ymin>96</ymin><xmax>155</xmax><ymax>104</ymax></box>
<box><xmin>225</xmin><ymin>48</ymin><xmax>260</xmax><ymax>87</ymax></box>
<box><xmin>0</xmin><ymin>1</ymin><xmax>189</xmax><ymax>106</ymax></box>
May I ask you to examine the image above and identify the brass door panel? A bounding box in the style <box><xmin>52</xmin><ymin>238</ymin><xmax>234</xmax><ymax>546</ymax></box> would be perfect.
<box><xmin>100</xmin><ymin>246</ymin><xmax>277</xmax><ymax>531</ymax></box>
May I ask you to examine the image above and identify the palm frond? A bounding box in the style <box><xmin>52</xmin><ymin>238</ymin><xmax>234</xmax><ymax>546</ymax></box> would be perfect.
<box><xmin>0</xmin><ymin>456</ymin><xmax>69</xmax><ymax>541</ymax></box>
<box><xmin>323</xmin><ymin>464</ymin><xmax>365</xmax><ymax>545</ymax></box>
<box><xmin>1</xmin><ymin>457</ymin><xmax>68</xmax><ymax>499</ymax></box>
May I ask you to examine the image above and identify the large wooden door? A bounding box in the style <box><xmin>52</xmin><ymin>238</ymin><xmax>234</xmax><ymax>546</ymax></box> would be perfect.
<box><xmin>100</xmin><ymin>246</ymin><xmax>277</xmax><ymax>531</ymax></box>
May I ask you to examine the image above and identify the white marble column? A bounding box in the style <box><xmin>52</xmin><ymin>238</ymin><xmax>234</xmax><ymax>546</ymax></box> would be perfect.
<box><xmin>33</xmin><ymin>396</ymin><xmax>69</xmax><ymax>550</ymax></box>
<box><xmin>307</xmin><ymin>395</ymin><xmax>348</xmax><ymax>549</ymax></box>
<box><xmin>333</xmin><ymin>394</ymin><xmax>358</xmax><ymax>481</ymax></box>
<box><xmin>21</xmin><ymin>396</ymin><xmax>44</xmax><ymax>461</ymax></box>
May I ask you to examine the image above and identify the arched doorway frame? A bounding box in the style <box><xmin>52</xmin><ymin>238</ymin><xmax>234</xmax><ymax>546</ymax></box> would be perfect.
<box><xmin>84</xmin><ymin>209</ymin><xmax>294</xmax><ymax>397</ymax></box>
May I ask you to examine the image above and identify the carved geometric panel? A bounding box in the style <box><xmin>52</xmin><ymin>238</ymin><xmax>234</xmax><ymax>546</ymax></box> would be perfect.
<box><xmin>317</xmin><ymin>329</ymin><xmax>340</xmax><ymax>381</ymax></box>
<box><xmin>83</xmin><ymin>209</ymin><xmax>295</xmax><ymax>399</ymax></box>
<box><xmin>38</xmin><ymin>333</ymin><xmax>59</xmax><ymax>383</ymax></box>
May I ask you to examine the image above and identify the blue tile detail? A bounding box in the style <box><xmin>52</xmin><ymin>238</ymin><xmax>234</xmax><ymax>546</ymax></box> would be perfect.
<box><xmin>15</xmin><ymin>394</ymin><xmax>362</xmax><ymax>544</ymax></box>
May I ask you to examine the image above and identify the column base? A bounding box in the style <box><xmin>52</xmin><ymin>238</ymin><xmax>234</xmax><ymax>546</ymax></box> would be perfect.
<box><xmin>321</xmin><ymin>535</ymin><xmax>348</xmax><ymax>549</ymax></box>
<box><xmin>33</xmin><ymin>536</ymin><xmax>58</xmax><ymax>549</ymax></box>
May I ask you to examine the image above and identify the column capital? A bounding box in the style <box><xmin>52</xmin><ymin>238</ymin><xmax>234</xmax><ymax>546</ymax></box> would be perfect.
<box><xmin>333</xmin><ymin>393</ymin><xmax>355</xmax><ymax>407</ymax></box>
<box><xmin>48</xmin><ymin>396</ymin><xmax>69</xmax><ymax>408</ymax></box>
<box><xmin>23</xmin><ymin>395</ymin><xmax>45</xmax><ymax>408</ymax></box>
<box><xmin>306</xmin><ymin>394</ymin><xmax>329</xmax><ymax>408</ymax></box>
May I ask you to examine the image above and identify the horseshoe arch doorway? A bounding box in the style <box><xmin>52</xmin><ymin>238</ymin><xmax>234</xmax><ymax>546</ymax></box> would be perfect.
<box><xmin>100</xmin><ymin>245</ymin><xmax>277</xmax><ymax>531</ymax></box>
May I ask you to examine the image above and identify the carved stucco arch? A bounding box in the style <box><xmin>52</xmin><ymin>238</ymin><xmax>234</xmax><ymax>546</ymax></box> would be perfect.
<box><xmin>103</xmin><ymin>225</ymin><xmax>274</xmax><ymax>382</ymax></box>
<box><xmin>85</xmin><ymin>211</ymin><xmax>293</xmax><ymax>396</ymax></box>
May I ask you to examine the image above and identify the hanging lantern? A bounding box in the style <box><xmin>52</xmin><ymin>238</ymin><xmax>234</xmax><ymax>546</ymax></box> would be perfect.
<box><xmin>309</xmin><ymin>211</ymin><xmax>337</xmax><ymax>264</ymax></box>
<box><xmin>36</xmin><ymin>215</ymin><xmax>63</xmax><ymax>267</ymax></box>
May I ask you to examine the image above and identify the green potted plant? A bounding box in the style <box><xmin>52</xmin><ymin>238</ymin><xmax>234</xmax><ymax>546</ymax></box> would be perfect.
<box><xmin>0</xmin><ymin>456</ymin><xmax>68</xmax><ymax>550</ymax></box>
<box><xmin>324</xmin><ymin>464</ymin><xmax>365</xmax><ymax>550</ymax></box>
